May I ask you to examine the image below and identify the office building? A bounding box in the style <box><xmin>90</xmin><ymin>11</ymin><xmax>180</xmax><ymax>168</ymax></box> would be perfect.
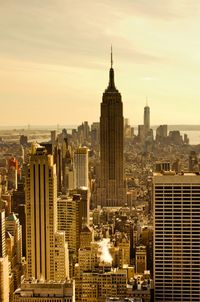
<box><xmin>0</xmin><ymin>209</ymin><xmax>9</xmax><ymax>302</ymax></box>
<box><xmin>144</xmin><ymin>105</ymin><xmax>150</xmax><ymax>137</ymax></box>
<box><xmin>6</xmin><ymin>213</ymin><xmax>22</xmax><ymax>266</ymax></box>
<box><xmin>74</xmin><ymin>147</ymin><xmax>88</xmax><ymax>188</ymax></box>
<box><xmin>12</xmin><ymin>184</ymin><xmax>25</xmax><ymax>213</ymax></box>
<box><xmin>8</xmin><ymin>157</ymin><xmax>18</xmax><ymax>190</ymax></box>
<box><xmin>155</xmin><ymin>161</ymin><xmax>171</xmax><ymax>173</ymax></box>
<box><xmin>0</xmin><ymin>210</ymin><xmax>6</xmax><ymax>258</ymax></box>
<box><xmin>0</xmin><ymin>256</ymin><xmax>9</xmax><ymax>302</ymax></box>
<box><xmin>13</xmin><ymin>279</ymin><xmax>75</xmax><ymax>302</ymax></box>
<box><xmin>57</xmin><ymin>195</ymin><xmax>81</xmax><ymax>255</ymax></box>
<box><xmin>57</xmin><ymin>194</ymin><xmax>82</xmax><ymax>277</ymax></box>
<box><xmin>50</xmin><ymin>130</ymin><xmax>57</xmax><ymax>144</ymax></box>
<box><xmin>118</xmin><ymin>236</ymin><xmax>130</xmax><ymax>267</ymax></box>
<box><xmin>6</xmin><ymin>213</ymin><xmax>23</xmax><ymax>290</ymax></box>
<box><xmin>135</xmin><ymin>245</ymin><xmax>147</xmax><ymax>274</ymax></box>
<box><xmin>77</xmin><ymin>187</ymin><xmax>90</xmax><ymax>226</ymax></box>
<box><xmin>25</xmin><ymin>144</ymin><xmax>68</xmax><ymax>281</ymax></box>
<box><xmin>65</xmin><ymin>166</ymin><xmax>76</xmax><ymax>191</ymax></box>
<box><xmin>156</xmin><ymin>125</ymin><xmax>168</xmax><ymax>143</ymax></box>
<box><xmin>97</xmin><ymin>50</ymin><xmax>125</xmax><ymax>207</ymax></box>
<box><xmin>153</xmin><ymin>172</ymin><xmax>200</xmax><ymax>302</ymax></box>
<box><xmin>80</xmin><ymin>269</ymin><xmax>127</xmax><ymax>302</ymax></box>
<box><xmin>189</xmin><ymin>151</ymin><xmax>199</xmax><ymax>172</ymax></box>
<box><xmin>91</xmin><ymin>122</ymin><xmax>100</xmax><ymax>147</ymax></box>
<box><xmin>80</xmin><ymin>225</ymin><xmax>94</xmax><ymax>249</ymax></box>
<box><xmin>138</xmin><ymin>125</ymin><xmax>145</xmax><ymax>142</ymax></box>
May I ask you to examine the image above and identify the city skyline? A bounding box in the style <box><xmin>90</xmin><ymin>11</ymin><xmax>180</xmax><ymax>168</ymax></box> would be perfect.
<box><xmin>1</xmin><ymin>0</ymin><xmax>200</xmax><ymax>125</ymax></box>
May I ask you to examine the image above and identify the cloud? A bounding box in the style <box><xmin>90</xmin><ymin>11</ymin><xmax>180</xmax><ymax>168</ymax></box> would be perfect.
<box><xmin>0</xmin><ymin>0</ymin><xmax>165</xmax><ymax>69</ymax></box>
<box><xmin>100</xmin><ymin>0</ymin><xmax>200</xmax><ymax>20</ymax></box>
<box><xmin>1</xmin><ymin>0</ymin><xmax>200</xmax><ymax>125</ymax></box>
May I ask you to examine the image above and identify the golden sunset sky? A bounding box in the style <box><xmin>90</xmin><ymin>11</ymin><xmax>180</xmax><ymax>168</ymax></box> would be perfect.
<box><xmin>1</xmin><ymin>0</ymin><xmax>200</xmax><ymax>126</ymax></box>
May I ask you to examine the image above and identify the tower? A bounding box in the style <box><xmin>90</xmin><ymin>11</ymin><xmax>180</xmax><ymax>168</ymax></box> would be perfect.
<box><xmin>97</xmin><ymin>48</ymin><xmax>125</xmax><ymax>207</ymax></box>
<box><xmin>144</xmin><ymin>101</ymin><xmax>150</xmax><ymax>137</ymax></box>
<box><xmin>153</xmin><ymin>172</ymin><xmax>200</xmax><ymax>301</ymax></box>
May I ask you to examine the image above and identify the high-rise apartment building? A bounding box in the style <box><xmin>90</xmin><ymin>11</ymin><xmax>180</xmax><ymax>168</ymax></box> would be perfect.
<box><xmin>97</xmin><ymin>50</ymin><xmax>125</xmax><ymax>207</ymax></box>
<box><xmin>25</xmin><ymin>144</ymin><xmax>67</xmax><ymax>281</ymax></box>
<box><xmin>153</xmin><ymin>172</ymin><xmax>200</xmax><ymax>302</ymax></box>
<box><xmin>74</xmin><ymin>147</ymin><xmax>88</xmax><ymax>188</ymax></box>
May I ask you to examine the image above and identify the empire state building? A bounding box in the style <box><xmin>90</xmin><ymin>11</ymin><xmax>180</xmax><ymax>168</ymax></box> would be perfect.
<box><xmin>97</xmin><ymin>50</ymin><xmax>126</xmax><ymax>207</ymax></box>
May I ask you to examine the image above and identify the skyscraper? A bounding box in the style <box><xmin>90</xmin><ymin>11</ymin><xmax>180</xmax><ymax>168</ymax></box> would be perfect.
<box><xmin>74</xmin><ymin>147</ymin><xmax>88</xmax><ymax>189</ymax></box>
<box><xmin>6</xmin><ymin>213</ymin><xmax>22</xmax><ymax>267</ymax></box>
<box><xmin>0</xmin><ymin>257</ymin><xmax>9</xmax><ymax>302</ymax></box>
<box><xmin>144</xmin><ymin>103</ymin><xmax>150</xmax><ymax>137</ymax></box>
<box><xmin>97</xmin><ymin>49</ymin><xmax>125</xmax><ymax>207</ymax></box>
<box><xmin>0</xmin><ymin>210</ymin><xmax>6</xmax><ymax>258</ymax></box>
<box><xmin>0</xmin><ymin>209</ymin><xmax>9</xmax><ymax>302</ymax></box>
<box><xmin>25</xmin><ymin>144</ymin><xmax>68</xmax><ymax>281</ymax></box>
<box><xmin>6</xmin><ymin>213</ymin><xmax>23</xmax><ymax>290</ymax></box>
<box><xmin>57</xmin><ymin>194</ymin><xmax>82</xmax><ymax>277</ymax></box>
<box><xmin>153</xmin><ymin>172</ymin><xmax>200</xmax><ymax>302</ymax></box>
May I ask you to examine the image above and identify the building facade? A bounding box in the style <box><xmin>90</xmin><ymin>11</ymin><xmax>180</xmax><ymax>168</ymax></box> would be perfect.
<box><xmin>25</xmin><ymin>144</ymin><xmax>67</xmax><ymax>281</ymax></box>
<box><xmin>74</xmin><ymin>147</ymin><xmax>88</xmax><ymax>189</ymax></box>
<box><xmin>0</xmin><ymin>256</ymin><xmax>9</xmax><ymax>302</ymax></box>
<box><xmin>153</xmin><ymin>172</ymin><xmax>200</xmax><ymax>302</ymax></box>
<box><xmin>0</xmin><ymin>209</ymin><xmax>9</xmax><ymax>302</ymax></box>
<box><xmin>0</xmin><ymin>210</ymin><xmax>6</xmax><ymax>258</ymax></box>
<box><xmin>13</xmin><ymin>279</ymin><xmax>75</xmax><ymax>302</ymax></box>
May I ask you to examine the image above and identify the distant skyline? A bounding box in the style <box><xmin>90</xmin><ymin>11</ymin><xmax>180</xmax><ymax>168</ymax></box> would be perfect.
<box><xmin>1</xmin><ymin>0</ymin><xmax>200</xmax><ymax>125</ymax></box>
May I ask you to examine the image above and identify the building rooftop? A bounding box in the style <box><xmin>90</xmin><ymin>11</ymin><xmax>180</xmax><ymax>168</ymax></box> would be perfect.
<box><xmin>6</xmin><ymin>212</ymin><xmax>18</xmax><ymax>222</ymax></box>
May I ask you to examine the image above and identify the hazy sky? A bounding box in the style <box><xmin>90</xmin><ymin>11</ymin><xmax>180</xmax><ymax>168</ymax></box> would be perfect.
<box><xmin>1</xmin><ymin>0</ymin><xmax>200</xmax><ymax>126</ymax></box>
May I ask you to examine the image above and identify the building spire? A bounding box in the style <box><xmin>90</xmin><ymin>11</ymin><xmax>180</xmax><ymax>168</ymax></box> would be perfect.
<box><xmin>106</xmin><ymin>46</ymin><xmax>117</xmax><ymax>91</ymax></box>
<box><xmin>111</xmin><ymin>45</ymin><xmax>113</xmax><ymax>68</ymax></box>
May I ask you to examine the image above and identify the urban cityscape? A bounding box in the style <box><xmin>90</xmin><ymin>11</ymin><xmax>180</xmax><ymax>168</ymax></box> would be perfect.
<box><xmin>1</xmin><ymin>1</ymin><xmax>200</xmax><ymax>302</ymax></box>
<box><xmin>1</xmin><ymin>51</ymin><xmax>200</xmax><ymax>301</ymax></box>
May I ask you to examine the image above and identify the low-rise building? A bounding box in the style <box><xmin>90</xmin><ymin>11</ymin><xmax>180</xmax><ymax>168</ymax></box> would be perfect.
<box><xmin>13</xmin><ymin>278</ymin><xmax>75</xmax><ymax>302</ymax></box>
